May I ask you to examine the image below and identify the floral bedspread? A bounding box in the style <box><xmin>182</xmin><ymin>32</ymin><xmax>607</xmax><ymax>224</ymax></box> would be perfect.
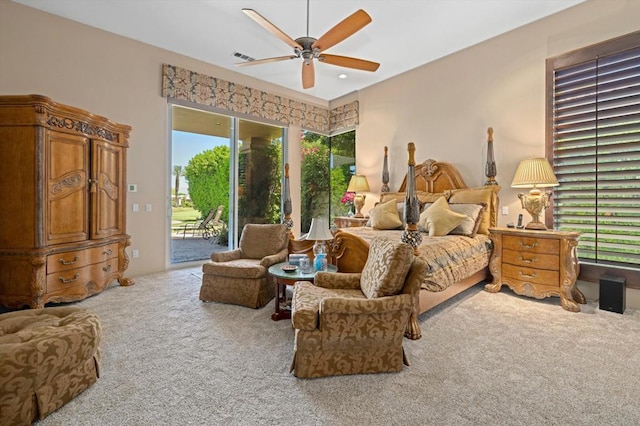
<box><xmin>337</xmin><ymin>227</ymin><xmax>493</xmax><ymax>292</ymax></box>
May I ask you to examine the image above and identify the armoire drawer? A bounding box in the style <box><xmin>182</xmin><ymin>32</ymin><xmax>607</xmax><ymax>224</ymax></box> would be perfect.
<box><xmin>47</xmin><ymin>243</ymin><xmax>119</xmax><ymax>273</ymax></box>
<box><xmin>46</xmin><ymin>259</ymin><xmax>119</xmax><ymax>293</ymax></box>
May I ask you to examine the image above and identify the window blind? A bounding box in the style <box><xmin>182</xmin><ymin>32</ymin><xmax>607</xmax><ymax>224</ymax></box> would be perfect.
<box><xmin>551</xmin><ymin>44</ymin><xmax>640</xmax><ymax>267</ymax></box>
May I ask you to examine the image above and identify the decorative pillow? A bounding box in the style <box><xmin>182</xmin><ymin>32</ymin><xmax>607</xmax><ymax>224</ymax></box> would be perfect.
<box><xmin>360</xmin><ymin>237</ymin><xmax>414</xmax><ymax>299</ymax></box>
<box><xmin>397</xmin><ymin>202</ymin><xmax>406</xmax><ymax>226</ymax></box>
<box><xmin>417</xmin><ymin>197</ymin><xmax>467</xmax><ymax>236</ymax></box>
<box><xmin>380</xmin><ymin>191</ymin><xmax>450</xmax><ymax>205</ymax></box>
<box><xmin>448</xmin><ymin>203</ymin><xmax>487</xmax><ymax>237</ymax></box>
<box><xmin>368</xmin><ymin>199</ymin><xmax>403</xmax><ymax>230</ymax></box>
<box><xmin>448</xmin><ymin>187</ymin><xmax>496</xmax><ymax>235</ymax></box>
<box><xmin>417</xmin><ymin>191</ymin><xmax>451</xmax><ymax>205</ymax></box>
<box><xmin>379</xmin><ymin>192</ymin><xmax>406</xmax><ymax>204</ymax></box>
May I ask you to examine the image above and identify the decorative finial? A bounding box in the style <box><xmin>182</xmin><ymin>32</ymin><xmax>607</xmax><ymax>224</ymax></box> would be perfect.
<box><xmin>485</xmin><ymin>127</ymin><xmax>498</xmax><ymax>186</ymax></box>
<box><xmin>407</xmin><ymin>142</ymin><xmax>416</xmax><ymax>166</ymax></box>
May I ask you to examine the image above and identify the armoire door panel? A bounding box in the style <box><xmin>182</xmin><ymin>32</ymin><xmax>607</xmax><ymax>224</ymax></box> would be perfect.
<box><xmin>46</xmin><ymin>132</ymin><xmax>89</xmax><ymax>245</ymax></box>
<box><xmin>91</xmin><ymin>140</ymin><xmax>124</xmax><ymax>239</ymax></box>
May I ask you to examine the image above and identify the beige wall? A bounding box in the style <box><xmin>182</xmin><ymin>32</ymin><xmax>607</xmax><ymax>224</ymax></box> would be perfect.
<box><xmin>0</xmin><ymin>0</ymin><xmax>322</xmax><ymax>276</ymax></box>
<box><xmin>1</xmin><ymin>0</ymin><xmax>639</xmax><ymax>306</ymax></box>
<box><xmin>352</xmin><ymin>0</ymin><xmax>640</xmax><ymax>307</ymax></box>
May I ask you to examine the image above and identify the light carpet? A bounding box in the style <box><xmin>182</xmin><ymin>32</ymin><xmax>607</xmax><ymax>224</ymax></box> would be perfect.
<box><xmin>36</xmin><ymin>267</ymin><xmax>640</xmax><ymax>425</ymax></box>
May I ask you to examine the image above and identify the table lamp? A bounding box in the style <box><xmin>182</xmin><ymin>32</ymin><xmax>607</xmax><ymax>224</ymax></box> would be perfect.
<box><xmin>511</xmin><ymin>157</ymin><xmax>559</xmax><ymax>230</ymax></box>
<box><xmin>306</xmin><ymin>217</ymin><xmax>333</xmax><ymax>270</ymax></box>
<box><xmin>347</xmin><ymin>174</ymin><xmax>370</xmax><ymax>218</ymax></box>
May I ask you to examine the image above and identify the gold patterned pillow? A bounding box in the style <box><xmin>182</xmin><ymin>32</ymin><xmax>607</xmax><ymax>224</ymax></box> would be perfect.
<box><xmin>368</xmin><ymin>199</ymin><xmax>403</xmax><ymax>230</ymax></box>
<box><xmin>360</xmin><ymin>237</ymin><xmax>414</xmax><ymax>299</ymax></box>
<box><xmin>418</xmin><ymin>197</ymin><xmax>467</xmax><ymax>236</ymax></box>
<box><xmin>448</xmin><ymin>187</ymin><xmax>496</xmax><ymax>235</ymax></box>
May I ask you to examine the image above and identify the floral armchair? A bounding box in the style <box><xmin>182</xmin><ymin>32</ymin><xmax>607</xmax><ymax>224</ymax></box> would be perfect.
<box><xmin>289</xmin><ymin>237</ymin><xmax>428</xmax><ymax>378</ymax></box>
<box><xmin>200</xmin><ymin>223</ymin><xmax>289</xmax><ymax>308</ymax></box>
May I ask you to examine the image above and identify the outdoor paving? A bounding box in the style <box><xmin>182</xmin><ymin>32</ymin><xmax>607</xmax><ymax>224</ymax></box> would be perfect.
<box><xmin>170</xmin><ymin>235</ymin><xmax>228</xmax><ymax>264</ymax></box>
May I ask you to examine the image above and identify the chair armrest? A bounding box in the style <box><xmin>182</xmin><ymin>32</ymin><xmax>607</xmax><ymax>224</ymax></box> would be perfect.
<box><xmin>319</xmin><ymin>295</ymin><xmax>414</xmax><ymax>344</ymax></box>
<box><xmin>211</xmin><ymin>249</ymin><xmax>241</xmax><ymax>262</ymax></box>
<box><xmin>320</xmin><ymin>294</ymin><xmax>413</xmax><ymax>316</ymax></box>
<box><xmin>260</xmin><ymin>248</ymin><xmax>289</xmax><ymax>267</ymax></box>
<box><xmin>314</xmin><ymin>272</ymin><xmax>362</xmax><ymax>290</ymax></box>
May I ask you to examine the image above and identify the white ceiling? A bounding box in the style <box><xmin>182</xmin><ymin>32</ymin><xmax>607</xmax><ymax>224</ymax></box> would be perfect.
<box><xmin>14</xmin><ymin>0</ymin><xmax>585</xmax><ymax>101</ymax></box>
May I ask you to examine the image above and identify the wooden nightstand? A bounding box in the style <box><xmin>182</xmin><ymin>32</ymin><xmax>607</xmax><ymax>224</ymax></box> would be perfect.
<box><xmin>484</xmin><ymin>227</ymin><xmax>586</xmax><ymax>312</ymax></box>
<box><xmin>334</xmin><ymin>216</ymin><xmax>369</xmax><ymax>228</ymax></box>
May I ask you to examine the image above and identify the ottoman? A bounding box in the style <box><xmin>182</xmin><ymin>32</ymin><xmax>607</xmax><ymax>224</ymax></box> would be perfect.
<box><xmin>0</xmin><ymin>307</ymin><xmax>101</xmax><ymax>425</ymax></box>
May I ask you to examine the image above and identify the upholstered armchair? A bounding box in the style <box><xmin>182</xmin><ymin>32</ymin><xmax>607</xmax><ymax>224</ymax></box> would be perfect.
<box><xmin>200</xmin><ymin>223</ymin><xmax>289</xmax><ymax>308</ymax></box>
<box><xmin>290</xmin><ymin>237</ymin><xmax>428</xmax><ymax>378</ymax></box>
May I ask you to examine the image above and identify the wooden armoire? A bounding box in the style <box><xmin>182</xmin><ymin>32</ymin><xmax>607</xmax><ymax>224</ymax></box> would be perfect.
<box><xmin>0</xmin><ymin>95</ymin><xmax>133</xmax><ymax>309</ymax></box>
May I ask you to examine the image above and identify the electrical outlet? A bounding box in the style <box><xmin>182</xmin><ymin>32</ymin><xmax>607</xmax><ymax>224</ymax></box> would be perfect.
<box><xmin>132</xmin><ymin>249</ymin><xmax>139</xmax><ymax>258</ymax></box>
<box><xmin>502</xmin><ymin>206</ymin><xmax>509</xmax><ymax>215</ymax></box>
<box><xmin>132</xmin><ymin>203</ymin><xmax>139</xmax><ymax>212</ymax></box>
<box><xmin>145</xmin><ymin>203</ymin><xmax>152</xmax><ymax>212</ymax></box>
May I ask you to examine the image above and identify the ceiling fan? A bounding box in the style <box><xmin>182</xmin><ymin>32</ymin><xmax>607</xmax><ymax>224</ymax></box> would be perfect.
<box><xmin>236</xmin><ymin>1</ymin><xmax>380</xmax><ymax>89</ymax></box>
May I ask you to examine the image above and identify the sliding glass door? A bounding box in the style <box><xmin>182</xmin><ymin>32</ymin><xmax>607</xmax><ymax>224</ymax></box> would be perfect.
<box><xmin>170</xmin><ymin>104</ymin><xmax>284</xmax><ymax>264</ymax></box>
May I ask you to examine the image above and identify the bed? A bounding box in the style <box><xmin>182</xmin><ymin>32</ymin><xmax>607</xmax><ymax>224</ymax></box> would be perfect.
<box><xmin>289</xmin><ymin>136</ymin><xmax>500</xmax><ymax>340</ymax></box>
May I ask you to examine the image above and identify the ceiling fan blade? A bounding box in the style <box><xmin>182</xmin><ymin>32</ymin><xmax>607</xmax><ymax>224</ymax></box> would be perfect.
<box><xmin>318</xmin><ymin>54</ymin><xmax>380</xmax><ymax>72</ymax></box>
<box><xmin>235</xmin><ymin>55</ymin><xmax>298</xmax><ymax>67</ymax></box>
<box><xmin>242</xmin><ymin>8</ymin><xmax>302</xmax><ymax>50</ymax></box>
<box><xmin>311</xmin><ymin>9</ymin><xmax>372</xmax><ymax>53</ymax></box>
<box><xmin>302</xmin><ymin>60</ymin><xmax>315</xmax><ymax>89</ymax></box>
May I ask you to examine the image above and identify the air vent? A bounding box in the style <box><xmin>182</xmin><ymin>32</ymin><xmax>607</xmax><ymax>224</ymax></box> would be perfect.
<box><xmin>232</xmin><ymin>51</ymin><xmax>255</xmax><ymax>62</ymax></box>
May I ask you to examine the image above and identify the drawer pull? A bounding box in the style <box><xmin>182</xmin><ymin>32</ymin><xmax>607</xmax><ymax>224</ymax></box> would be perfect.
<box><xmin>102</xmin><ymin>264</ymin><xmax>112</xmax><ymax>272</ymax></box>
<box><xmin>519</xmin><ymin>255</ymin><xmax>538</xmax><ymax>264</ymax></box>
<box><xmin>103</xmin><ymin>249</ymin><xmax>113</xmax><ymax>256</ymax></box>
<box><xmin>59</xmin><ymin>256</ymin><xmax>79</xmax><ymax>265</ymax></box>
<box><xmin>519</xmin><ymin>271</ymin><xmax>537</xmax><ymax>279</ymax></box>
<box><xmin>59</xmin><ymin>273</ymin><xmax>79</xmax><ymax>284</ymax></box>
<box><xmin>519</xmin><ymin>240</ymin><xmax>538</xmax><ymax>249</ymax></box>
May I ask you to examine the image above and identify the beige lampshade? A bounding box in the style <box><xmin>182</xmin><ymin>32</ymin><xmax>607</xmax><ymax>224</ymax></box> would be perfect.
<box><xmin>511</xmin><ymin>158</ymin><xmax>559</xmax><ymax>188</ymax></box>
<box><xmin>347</xmin><ymin>175</ymin><xmax>371</xmax><ymax>192</ymax></box>
<box><xmin>306</xmin><ymin>217</ymin><xmax>333</xmax><ymax>241</ymax></box>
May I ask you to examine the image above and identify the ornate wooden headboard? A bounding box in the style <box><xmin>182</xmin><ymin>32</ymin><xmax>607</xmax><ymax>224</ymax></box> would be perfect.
<box><xmin>397</xmin><ymin>159</ymin><xmax>469</xmax><ymax>193</ymax></box>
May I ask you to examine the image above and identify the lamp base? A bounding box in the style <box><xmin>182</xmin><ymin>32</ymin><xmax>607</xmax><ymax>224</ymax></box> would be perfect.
<box><xmin>525</xmin><ymin>220</ymin><xmax>548</xmax><ymax>231</ymax></box>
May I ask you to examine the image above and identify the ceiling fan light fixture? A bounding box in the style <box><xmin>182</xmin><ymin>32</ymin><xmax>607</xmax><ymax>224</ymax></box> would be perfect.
<box><xmin>238</xmin><ymin>4</ymin><xmax>379</xmax><ymax>89</ymax></box>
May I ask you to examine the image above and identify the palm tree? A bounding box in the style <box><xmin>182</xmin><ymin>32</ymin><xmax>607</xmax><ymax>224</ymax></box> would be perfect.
<box><xmin>173</xmin><ymin>165</ymin><xmax>183</xmax><ymax>205</ymax></box>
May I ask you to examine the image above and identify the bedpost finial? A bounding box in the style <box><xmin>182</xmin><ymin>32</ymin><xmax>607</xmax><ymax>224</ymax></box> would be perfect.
<box><xmin>407</xmin><ymin>142</ymin><xmax>416</xmax><ymax>166</ymax></box>
<box><xmin>487</xmin><ymin>127</ymin><xmax>494</xmax><ymax>142</ymax></box>
<box><xmin>384</xmin><ymin>146</ymin><xmax>388</xmax><ymax>156</ymax></box>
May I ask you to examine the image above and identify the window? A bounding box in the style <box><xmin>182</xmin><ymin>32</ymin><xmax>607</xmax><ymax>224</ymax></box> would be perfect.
<box><xmin>300</xmin><ymin>130</ymin><xmax>356</xmax><ymax>233</ymax></box>
<box><xmin>546</xmin><ymin>31</ymin><xmax>640</xmax><ymax>278</ymax></box>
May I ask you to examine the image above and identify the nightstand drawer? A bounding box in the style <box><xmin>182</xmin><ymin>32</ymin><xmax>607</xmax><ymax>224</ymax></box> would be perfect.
<box><xmin>503</xmin><ymin>249</ymin><xmax>559</xmax><ymax>271</ymax></box>
<box><xmin>503</xmin><ymin>235</ymin><xmax>559</xmax><ymax>254</ymax></box>
<box><xmin>503</xmin><ymin>264</ymin><xmax>559</xmax><ymax>286</ymax></box>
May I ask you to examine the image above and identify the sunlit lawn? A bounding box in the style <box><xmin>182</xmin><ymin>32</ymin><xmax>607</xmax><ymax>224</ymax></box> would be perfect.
<box><xmin>172</xmin><ymin>207</ymin><xmax>201</xmax><ymax>222</ymax></box>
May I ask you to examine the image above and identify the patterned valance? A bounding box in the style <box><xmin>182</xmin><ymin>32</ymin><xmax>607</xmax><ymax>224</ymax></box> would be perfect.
<box><xmin>161</xmin><ymin>64</ymin><xmax>358</xmax><ymax>134</ymax></box>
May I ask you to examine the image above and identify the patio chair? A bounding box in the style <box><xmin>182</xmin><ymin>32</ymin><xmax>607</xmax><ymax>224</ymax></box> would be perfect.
<box><xmin>182</xmin><ymin>205</ymin><xmax>224</xmax><ymax>240</ymax></box>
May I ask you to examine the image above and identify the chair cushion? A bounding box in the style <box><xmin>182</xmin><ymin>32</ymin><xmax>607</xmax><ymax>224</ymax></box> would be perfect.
<box><xmin>203</xmin><ymin>259</ymin><xmax>265</xmax><ymax>279</ymax></box>
<box><xmin>239</xmin><ymin>224</ymin><xmax>288</xmax><ymax>259</ymax></box>
<box><xmin>360</xmin><ymin>237</ymin><xmax>414</xmax><ymax>299</ymax></box>
<box><xmin>292</xmin><ymin>282</ymin><xmax>365</xmax><ymax>330</ymax></box>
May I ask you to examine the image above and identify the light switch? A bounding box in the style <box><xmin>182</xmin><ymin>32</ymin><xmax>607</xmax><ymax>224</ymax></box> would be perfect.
<box><xmin>132</xmin><ymin>203</ymin><xmax>139</xmax><ymax>212</ymax></box>
<box><xmin>502</xmin><ymin>206</ymin><xmax>509</xmax><ymax>215</ymax></box>
<box><xmin>145</xmin><ymin>203</ymin><xmax>152</xmax><ymax>212</ymax></box>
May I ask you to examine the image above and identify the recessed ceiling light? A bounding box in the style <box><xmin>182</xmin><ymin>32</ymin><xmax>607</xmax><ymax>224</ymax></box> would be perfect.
<box><xmin>338</xmin><ymin>73</ymin><xmax>348</xmax><ymax>79</ymax></box>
